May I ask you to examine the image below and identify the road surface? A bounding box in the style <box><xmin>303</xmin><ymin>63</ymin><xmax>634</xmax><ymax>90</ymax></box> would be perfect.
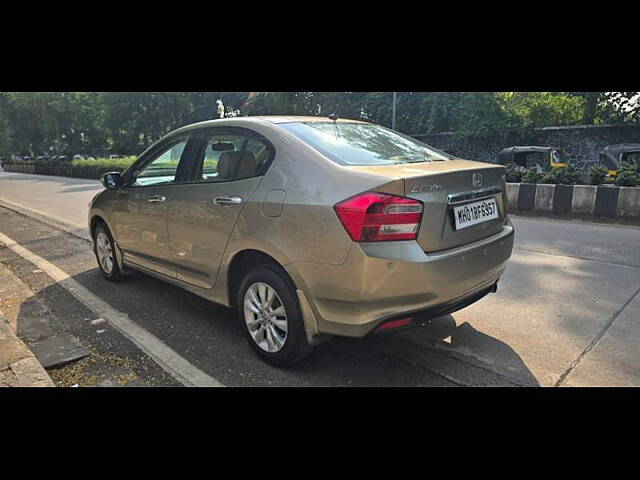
<box><xmin>1</xmin><ymin>171</ymin><xmax>639</xmax><ymax>386</ymax></box>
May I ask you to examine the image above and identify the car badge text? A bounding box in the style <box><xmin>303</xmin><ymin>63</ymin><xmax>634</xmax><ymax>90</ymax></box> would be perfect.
<box><xmin>411</xmin><ymin>184</ymin><xmax>442</xmax><ymax>193</ymax></box>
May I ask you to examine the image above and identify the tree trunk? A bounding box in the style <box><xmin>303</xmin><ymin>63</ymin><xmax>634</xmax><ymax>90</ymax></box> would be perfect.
<box><xmin>582</xmin><ymin>93</ymin><xmax>599</xmax><ymax>125</ymax></box>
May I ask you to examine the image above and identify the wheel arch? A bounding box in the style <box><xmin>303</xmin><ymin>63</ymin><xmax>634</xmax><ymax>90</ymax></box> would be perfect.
<box><xmin>226</xmin><ymin>249</ymin><xmax>298</xmax><ymax>308</ymax></box>
<box><xmin>89</xmin><ymin>214</ymin><xmax>108</xmax><ymax>240</ymax></box>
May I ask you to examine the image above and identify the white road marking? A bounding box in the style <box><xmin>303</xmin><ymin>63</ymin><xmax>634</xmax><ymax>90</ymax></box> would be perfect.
<box><xmin>0</xmin><ymin>230</ymin><xmax>224</xmax><ymax>387</ymax></box>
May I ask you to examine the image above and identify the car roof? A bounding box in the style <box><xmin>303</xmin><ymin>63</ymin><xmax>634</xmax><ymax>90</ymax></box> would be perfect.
<box><xmin>250</xmin><ymin>116</ymin><xmax>368</xmax><ymax>124</ymax></box>
<box><xmin>174</xmin><ymin>115</ymin><xmax>368</xmax><ymax>132</ymax></box>
<box><xmin>602</xmin><ymin>143</ymin><xmax>640</xmax><ymax>154</ymax></box>
<box><xmin>145</xmin><ymin>116</ymin><xmax>372</xmax><ymax>158</ymax></box>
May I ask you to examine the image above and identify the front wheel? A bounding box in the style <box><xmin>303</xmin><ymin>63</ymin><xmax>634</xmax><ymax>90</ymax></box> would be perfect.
<box><xmin>94</xmin><ymin>224</ymin><xmax>125</xmax><ymax>281</ymax></box>
<box><xmin>237</xmin><ymin>267</ymin><xmax>313</xmax><ymax>367</ymax></box>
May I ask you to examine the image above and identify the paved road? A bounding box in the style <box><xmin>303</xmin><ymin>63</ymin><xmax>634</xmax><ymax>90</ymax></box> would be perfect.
<box><xmin>1</xmin><ymin>171</ymin><xmax>639</xmax><ymax>386</ymax></box>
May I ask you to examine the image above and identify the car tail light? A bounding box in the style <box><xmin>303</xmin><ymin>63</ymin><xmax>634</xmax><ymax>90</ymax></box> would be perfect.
<box><xmin>334</xmin><ymin>192</ymin><xmax>424</xmax><ymax>242</ymax></box>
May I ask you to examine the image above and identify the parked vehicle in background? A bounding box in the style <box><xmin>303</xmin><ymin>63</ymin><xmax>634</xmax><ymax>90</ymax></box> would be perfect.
<box><xmin>498</xmin><ymin>146</ymin><xmax>567</xmax><ymax>174</ymax></box>
<box><xmin>88</xmin><ymin>116</ymin><xmax>514</xmax><ymax>366</ymax></box>
<box><xmin>599</xmin><ymin>144</ymin><xmax>640</xmax><ymax>183</ymax></box>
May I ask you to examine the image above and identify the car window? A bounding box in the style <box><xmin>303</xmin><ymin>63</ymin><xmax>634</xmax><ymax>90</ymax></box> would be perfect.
<box><xmin>622</xmin><ymin>152</ymin><xmax>640</xmax><ymax>165</ymax></box>
<box><xmin>280</xmin><ymin>122</ymin><xmax>451</xmax><ymax>166</ymax></box>
<box><xmin>193</xmin><ymin>131</ymin><xmax>272</xmax><ymax>182</ymax></box>
<box><xmin>133</xmin><ymin>139</ymin><xmax>188</xmax><ymax>187</ymax></box>
<box><xmin>525</xmin><ymin>152</ymin><xmax>546</xmax><ymax>170</ymax></box>
<box><xmin>197</xmin><ymin>133</ymin><xmax>247</xmax><ymax>182</ymax></box>
<box><xmin>245</xmin><ymin>137</ymin><xmax>273</xmax><ymax>173</ymax></box>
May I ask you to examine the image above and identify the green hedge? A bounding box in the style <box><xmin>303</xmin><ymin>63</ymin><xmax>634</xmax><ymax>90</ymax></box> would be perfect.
<box><xmin>71</xmin><ymin>156</ymin><xmax>137</xmax><ymax>169</ymax></box>
<box><xmin>5</xmin><ymin>156</ymin><xmax>137</xmax><ymax>168</ymax></box>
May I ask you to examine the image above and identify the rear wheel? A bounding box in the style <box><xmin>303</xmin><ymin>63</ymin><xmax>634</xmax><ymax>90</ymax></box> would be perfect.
<box><xmin>237</xmin><ymin>267</ymin><xmax>313</xmax><ymax>367</ymax></box>
<box><xmin>94</xmin><ymin>224</ymin><xmax>125</xmax><ymax>281</ymax></box>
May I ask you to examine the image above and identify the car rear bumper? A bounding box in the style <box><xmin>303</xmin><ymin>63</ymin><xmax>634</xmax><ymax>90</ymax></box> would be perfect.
<box><xmin>288</xmin><ymin>223</ymin><xmax>514</xmax><ymax>338</ymax></box>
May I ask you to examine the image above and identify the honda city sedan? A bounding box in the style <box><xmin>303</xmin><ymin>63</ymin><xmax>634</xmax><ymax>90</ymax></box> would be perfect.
<box><xmin>89</xmin><ymin>116</ymin><xmax>514</xmax><ymax>366</ymax></box>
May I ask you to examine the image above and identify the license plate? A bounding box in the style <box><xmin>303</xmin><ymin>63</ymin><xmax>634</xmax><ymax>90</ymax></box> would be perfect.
<box><xmin>453</xmin><ymin>198</ymin><xmax>498</xmax><ymax>230</ymax></box>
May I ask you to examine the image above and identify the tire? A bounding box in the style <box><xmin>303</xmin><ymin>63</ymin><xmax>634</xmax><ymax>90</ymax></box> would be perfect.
<box><xmin>237</xmin><ymin>266</ymin><xmax>313</xmax><ymax>367</ymax></box>
<box><xmin>93</xmin><ymin>223</ymin><xmax>125</xmax><ymax>282</ymax></box>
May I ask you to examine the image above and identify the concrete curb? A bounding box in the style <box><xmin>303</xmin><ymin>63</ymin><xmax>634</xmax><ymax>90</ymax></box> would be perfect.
<box><xmin>0</xmin><ymin>313</ymin><xmax>55</xmax><ymax>387</ymax></box>
<box><xmin>507</xmin><ymin>183</ymin><xmax>640</xmax><ymax>221</ymax></box>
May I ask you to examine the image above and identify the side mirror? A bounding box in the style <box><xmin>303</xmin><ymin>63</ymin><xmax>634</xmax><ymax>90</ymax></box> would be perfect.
<box><xmin>101</xmin><ymin>172</ymin><xmax>123</xmax><ymax>190</ymax></box>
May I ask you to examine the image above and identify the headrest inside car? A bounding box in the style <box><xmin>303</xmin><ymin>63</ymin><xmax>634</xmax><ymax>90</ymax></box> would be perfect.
<box><xmin>218</xmin><ymin>151</ymin><xmax>258</xmax><ymax>179</ymax></box>
<box><xmin>211</xmin><ymin>142</ymin><xmax>235</xmax><ymax>152</ymax></box>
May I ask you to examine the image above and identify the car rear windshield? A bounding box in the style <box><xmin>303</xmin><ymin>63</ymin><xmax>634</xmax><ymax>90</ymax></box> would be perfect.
<box><xmin>280</xmin><ymin>122</ymin><xmax>451</xmax><ymax>166</ymax></box>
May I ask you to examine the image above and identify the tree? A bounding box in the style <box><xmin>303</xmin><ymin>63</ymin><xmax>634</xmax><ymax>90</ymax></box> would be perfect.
<box><xmin>598</xmin><ymin>92</ymin><xmax>640</xmax><ymax>124</ymax></box>
<box><xmin>498</xmin><ymin>92</ymin><xmax>585</xmax><ymax>128</ymax></box>
<box><xmin>2</xmin><ymin>91</ymin><xmax>640</xmax><ymax>157</ymax></box>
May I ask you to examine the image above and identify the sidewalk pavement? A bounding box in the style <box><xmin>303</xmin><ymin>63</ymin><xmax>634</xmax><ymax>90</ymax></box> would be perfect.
<box><xmin>0</xmin><ymin>312</ymin><xmax>55</xmax><ymax>387</ymax></box>
<box><xmin>0</xmin><ymin>241</ymin><xmax>56</xmax><ymax>387</ymax></box>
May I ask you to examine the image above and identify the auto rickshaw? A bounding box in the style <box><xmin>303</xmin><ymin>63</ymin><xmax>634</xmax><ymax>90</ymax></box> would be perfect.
<box><xmin>599</xmin><ymin>143</ymin><xmax>640</xmax><ymax>182</ymax></box>
<box><xmin>497</xmin><ymin>146</ymin><xmax>567</xmax><ymax>174</ymax></box>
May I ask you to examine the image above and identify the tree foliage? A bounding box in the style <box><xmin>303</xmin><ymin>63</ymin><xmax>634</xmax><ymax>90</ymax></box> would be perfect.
<box><xmin>1</xmin><ymin>92</ymin><xmax>638</xmax><ymax>157</ymax></box>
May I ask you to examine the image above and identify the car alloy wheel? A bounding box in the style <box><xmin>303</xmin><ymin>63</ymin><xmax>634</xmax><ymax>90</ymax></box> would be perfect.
<box><xmin>243</xmin><ymin>282</ymin><xmax>288</xmax><ymax>353</ymax></box>
<box><xmin>96</xmin><ymin>231</ymin><xmax>114</xmax><ymax>275</ymax></box>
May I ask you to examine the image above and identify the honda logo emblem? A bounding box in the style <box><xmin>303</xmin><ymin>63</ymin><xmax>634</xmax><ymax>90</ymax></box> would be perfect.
<box><xmin>472</xmin><ymin>173</ymin><xmax>482</xmax><ymax>188</ymax></box>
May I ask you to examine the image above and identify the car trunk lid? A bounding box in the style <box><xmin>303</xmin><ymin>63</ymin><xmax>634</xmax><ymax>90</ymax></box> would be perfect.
<box><xmin>349</xmin><ymin>160</ymin><xmax>507</xmax><ymax>252</ymax></box>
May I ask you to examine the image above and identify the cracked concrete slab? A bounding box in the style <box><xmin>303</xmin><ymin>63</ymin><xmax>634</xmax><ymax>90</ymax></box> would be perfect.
<box><xmin>0</xmin><ymin>313</ymin><xmax>54</xmax><ymax>387</ymax></box>
<box><xmin>0</xmin><ymin>336</ymin><xmax>32</xmax><ymax>369</ymax></box>
<box><xmin>30</xmin><ymin>333</ymin><xmax>90</xmax><ymax>368</ymax></box>
<box><xmin>563</xmin><ymin>290</ymin><xmax>640</xmax><ymax>386</ymax></box>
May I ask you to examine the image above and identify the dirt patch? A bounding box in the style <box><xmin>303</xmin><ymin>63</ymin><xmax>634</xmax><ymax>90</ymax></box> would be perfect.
<box><xmin>48</xmin><ymin>348</ymin><xmax>142</xmax><ymax>387</ymax></box>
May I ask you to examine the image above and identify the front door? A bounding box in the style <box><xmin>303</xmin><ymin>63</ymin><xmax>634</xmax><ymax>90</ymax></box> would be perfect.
<box><xmin>165</xmin><ymin>128</ymin><xmax>275</xmax><ymax>289</ymax></box>
<box><xmin>117</xmin><ymin>136</ymin><xmax>192</xmax><ymax>277</ymax></box>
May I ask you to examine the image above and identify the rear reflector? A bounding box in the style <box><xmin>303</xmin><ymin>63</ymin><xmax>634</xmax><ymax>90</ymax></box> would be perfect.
<box><xmin>334</xmin><ymin>192</ymin><xmax>424</xmax><ymax>242</ymax></box>
<box><xmin>375</xmin><ymin>317</ymin><xmax>413</xmax><ymax>332</ymax></box>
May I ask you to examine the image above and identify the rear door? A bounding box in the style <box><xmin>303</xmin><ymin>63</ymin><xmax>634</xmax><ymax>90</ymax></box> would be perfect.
<box><xmin>165</xmin><ymin>127</ymin><xmax>275</xmax><ymax>289</ymax></box>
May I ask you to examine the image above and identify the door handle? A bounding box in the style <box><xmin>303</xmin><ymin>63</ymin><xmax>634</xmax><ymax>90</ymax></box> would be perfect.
<box><xmin>213</xmin><ymin>196</ymin><xmax>243</xmax><ymax>206</ymax></box>
<box><xmin>147</xmin><ymin>195</ymin><xmax>167</xmax><ymax>203</ymax></box>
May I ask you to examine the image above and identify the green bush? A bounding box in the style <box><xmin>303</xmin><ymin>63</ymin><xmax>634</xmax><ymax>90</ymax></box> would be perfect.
<box><xmin>71</xmin><ymin>156</ymin><xmax>137</xmax><ymax>170</ymax></box>
<box><xmin>504</xmin><ymin>162</ymin><xmax>522</xmax><ymax>183</ymax></box>
<box><xmin>535</xmin><ymin>165</ymin><xmax>579</xmax><ymax>185</ymax></box>
<box><xmin>521</xmin><ymin>168</ymin><xmax>540</xmax><ymax>184</ymax></box>
<box><xmin>555</xmin><ymin>165</ymin><xmax>579</xmax><ymax>185</ymax></box>
<box><xmin>50</xmin><ymin>157</ymin><xmax>73</xmax><ymax>166</ymax></box>
<box><xmin>614</xmin><ymin>162</ymin><xmax>639</xmax><ymax>187</ymax></box>
<box><xmin>538</xmin><ymin>171</ymin><xmax>556</xmax><ymax>184</ymax></box>
<box><xmin>587</xmin><ymin>164</ymin><xmax>608</xmax><ymax>185</ymax></box>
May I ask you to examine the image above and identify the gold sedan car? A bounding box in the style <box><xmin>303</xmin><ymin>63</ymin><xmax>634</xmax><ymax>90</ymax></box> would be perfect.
<box><xmin>89</xmin><ymin>116</ymin><xmax>514</xmax><ymax>366</ymax></box>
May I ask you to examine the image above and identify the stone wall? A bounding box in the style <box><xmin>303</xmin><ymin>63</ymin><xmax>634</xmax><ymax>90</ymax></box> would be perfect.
<box><xmin>413</xmin><ymin>124</ymin><xmax>640</xmax><ymax>173</ymax></box>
